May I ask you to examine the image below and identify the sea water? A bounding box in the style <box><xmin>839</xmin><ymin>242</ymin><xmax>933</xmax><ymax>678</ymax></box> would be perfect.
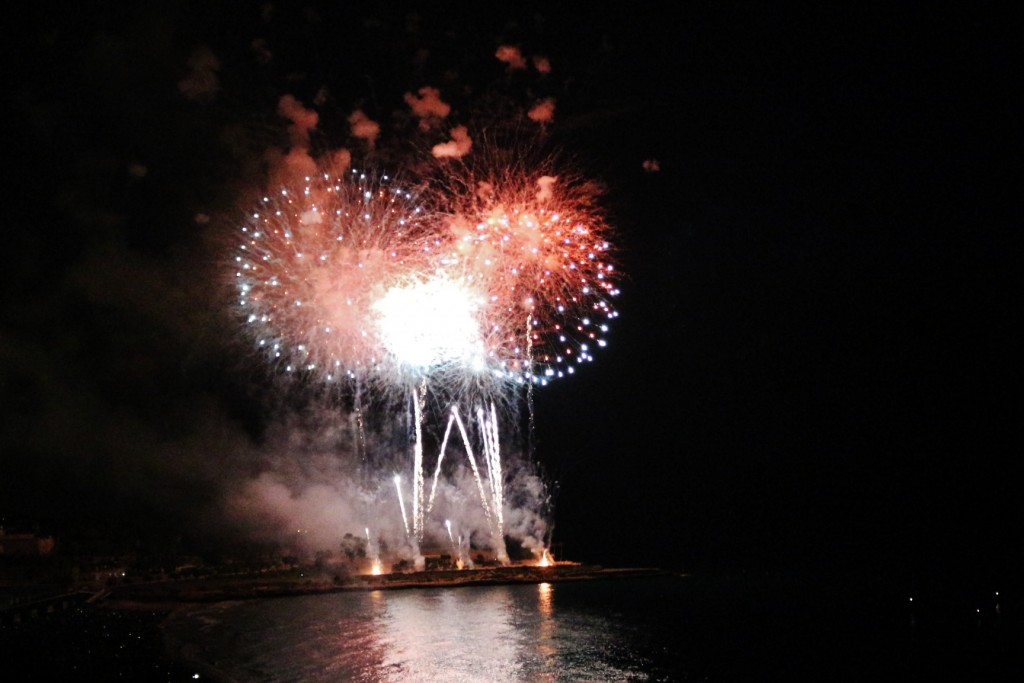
<box><xmin>163</xmin><ymin>575</ymin><xmax>694</xmax><ymax>682</ymax></box>
<box><xmin>160</xmin><ymin>573</ymin><xmax>1019</xmax><ymax>682</ymax></box>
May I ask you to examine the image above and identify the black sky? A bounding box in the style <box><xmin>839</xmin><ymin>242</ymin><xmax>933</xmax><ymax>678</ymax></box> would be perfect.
<box><xmin>2</xmin><ymin>3</ymin><xmax>1019</xmax><ymax>581</ymax></box>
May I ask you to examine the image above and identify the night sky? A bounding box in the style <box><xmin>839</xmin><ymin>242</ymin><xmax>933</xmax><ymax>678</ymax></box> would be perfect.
<box><xmin>2</xmin><ymin>3</ymin><xmax>1018</xmax><ymax>583</ymax></box>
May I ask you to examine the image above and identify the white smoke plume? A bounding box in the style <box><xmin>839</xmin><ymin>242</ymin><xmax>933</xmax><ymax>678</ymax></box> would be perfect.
<box><xmin>218</xmin><ymin>400</ymin><xmax>551</xmax><ymax>565</ymax></box>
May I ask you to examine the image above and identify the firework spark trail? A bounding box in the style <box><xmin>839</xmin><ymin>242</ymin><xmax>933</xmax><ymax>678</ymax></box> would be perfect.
<box><xmin>479</xmin><ymin>403</ymin><xmax>503</xmax><ymax>540</ymax></box>
<box><xmin>427</xmin><ymin>409</ymin><xmax>457</xmax><ymax>515</ymax></box>
<box><xmin>483</xmin><ymin>403</ymin><xmax>507</xmax><ymax>565</ymax></box>
<box><xmin>412</xmin><ymin>384</ymin><xmax>426</xmax><ymax>541</ymax></box>
<box><xmin>353</xmin><ymin>382</ymin><xmax>367</xmax><ymax>466</ymax></box>
<box><xmin>445</xmin><ymin>519</ymin><xmax>466</xmax><ymax>569</ymax></box>
<box><xmin>445</xmin><ymin>519</ymin><xmax>454</xmax><ymax>543</ymax></box>
<box><xmin>451</xmin><ymin>405</ymin><xmax>493</xmax><ymax>526</ymax></box>
<box><xmin>452</xmin><ymin>403</ymin><xmax>507</xmax><ymax>562</ymax></box>
<box><xmin>393</xmin><ymin>474</ymin><xmax>410</xmax><ymax>538</ymax></box>
<box><xmin>366</xmin><ymin>527</ymin><xmax>385</xmax><ymax>574</ymax></box>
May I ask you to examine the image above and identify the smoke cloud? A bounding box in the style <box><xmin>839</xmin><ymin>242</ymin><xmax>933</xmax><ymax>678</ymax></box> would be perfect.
<box><xmin>178</xmin><ymin>46</ymin><xmax>221</xmax><ymax>101</ymax></box>
<box><xmin>495</xmin><ymin>45</ymin><xmax>527</xmax><ymax>70</ymax></box>
<box><xmin>528</xmin><ymin>98</ymin><xmax>556</xmax><ymax>123</ymax></box>
<box><xmin>432</xmin><ymin>125</ymin><xmax>473</xmax><ymax>159</ymax></box>
<box><xmin>404</xmin><ymin>86</ymin><xmax>451</xmax><ymax>130</ymax></box>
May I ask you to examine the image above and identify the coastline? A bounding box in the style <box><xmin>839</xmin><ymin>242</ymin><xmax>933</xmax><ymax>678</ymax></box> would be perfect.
<box><xmin>100</xmin><ymin>563</ymin><xmax>674</xmax><ymax>607</ymax></box>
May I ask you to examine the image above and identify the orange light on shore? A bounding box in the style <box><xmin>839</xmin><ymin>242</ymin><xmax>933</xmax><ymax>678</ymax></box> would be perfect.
<box><xmin>538</xmin><ymin>549</ymin><xmax>552</xmax><ymax>567</ymax></box>
<box><xmin>371</xmin><ymin>560</ymin><xmax>383</xmax><ymax>576</ymax></box>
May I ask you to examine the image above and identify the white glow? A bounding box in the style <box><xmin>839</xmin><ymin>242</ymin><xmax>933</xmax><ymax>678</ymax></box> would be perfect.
<box><xmin>373</xmin><ymin>276</ymin><xmax>486</xmax><ymax>370</ymax></box>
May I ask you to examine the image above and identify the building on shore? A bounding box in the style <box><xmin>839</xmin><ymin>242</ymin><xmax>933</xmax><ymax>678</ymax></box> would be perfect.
<box><xmin>0</xmin><ymin>532</ymin><xmax>56</xmax><ymax>557</ymax></box>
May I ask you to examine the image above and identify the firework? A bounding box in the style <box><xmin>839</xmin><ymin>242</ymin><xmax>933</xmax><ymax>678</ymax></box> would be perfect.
<box><xmin>431</xmin><ymin>153</ymin><xmax>621</xmax><ymax>388</ymax></box>
<box><xmin>366</xmin><ymin>527</ymin><xmax>383</xmax><ymax>574</ymax></box>
<box><xmin>229</xmin><ymin>146</ymin><xmax>621</xmax><ymax>566</ymax></box>
<box><xmin>232</xmin><ymin>167</ymin><xmax>445</xmax><ymax>397</ymax></box>
<box><xmin>233</xmin><ymin>155</ymin><xmax>620</xmax><ymax>400</ymax></box>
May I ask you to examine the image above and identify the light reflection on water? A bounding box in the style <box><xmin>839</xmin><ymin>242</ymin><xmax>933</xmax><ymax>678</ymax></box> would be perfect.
<box><xmin>377</xmin><ymin>586</ymin><xmax>520</xmax><ymax>681</ymax></box>
<box><xmin>163</xmin><ymin>580</ymin><xmax>664</xmax><ymax>682</ymax></box>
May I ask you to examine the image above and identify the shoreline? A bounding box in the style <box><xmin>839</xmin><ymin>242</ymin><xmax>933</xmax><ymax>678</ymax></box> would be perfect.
<box><xmin>100</xmin><ymin>563</ymin><xmax>674</xmax><ymax>608</ymax></box>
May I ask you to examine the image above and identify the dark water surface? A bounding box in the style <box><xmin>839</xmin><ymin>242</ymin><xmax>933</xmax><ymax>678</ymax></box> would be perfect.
<box><xmin>4</xmin><ymin>572</ymin><xmax>1020</xmax><ymax>681</ymax></box>
<box><xmin>161</xmin><ymin>573</ymin><xmax>1023</xmax><ymax>682</ymax></box>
